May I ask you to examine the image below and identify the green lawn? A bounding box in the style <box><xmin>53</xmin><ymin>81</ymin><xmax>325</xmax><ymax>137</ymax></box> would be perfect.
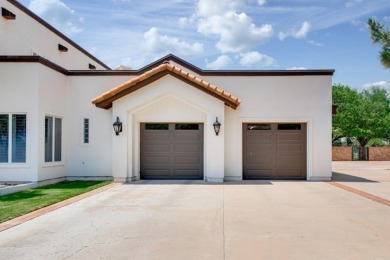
<box><xmin>0</xmin><ymin>181</ymin><xmax>111</xmax><ymax>223</ymax></box>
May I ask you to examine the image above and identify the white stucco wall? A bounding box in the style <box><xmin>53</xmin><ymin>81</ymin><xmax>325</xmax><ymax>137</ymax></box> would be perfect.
<box><xmin>0</xmin><ymin>63</ymin><xmax>39</xmax><ymax>182</ymax></box>
<box><xmin>65</xmin><ymin>76</ymin><xmax>131</xmax><ymax>179</ymax></box>
<box><xmin>36</xmin><ymin>66</ymin><xmax>67</xmax><ymax>181</ymax></box>
<box><xmin>0</xmin><ymin>0</ymin><xmax>107</xmax><ymax>70</ymax></box>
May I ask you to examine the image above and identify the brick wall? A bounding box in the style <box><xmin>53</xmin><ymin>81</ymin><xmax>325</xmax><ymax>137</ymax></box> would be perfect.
<box><xmin>332</xmin><ymin>147</ymin><xmax>352</xmax><ymax>161</ymax></box>
<box><xmin>369</xmin><ymin>147</ymin><xmax>390</xmax><ymax>161</ymax></box>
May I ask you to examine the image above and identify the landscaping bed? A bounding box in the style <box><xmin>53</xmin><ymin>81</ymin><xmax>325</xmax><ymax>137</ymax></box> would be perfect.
<box><xmin>0</xmin><ymin>181</ymin><xmax>111</xmax><ymax>223</ymax></box>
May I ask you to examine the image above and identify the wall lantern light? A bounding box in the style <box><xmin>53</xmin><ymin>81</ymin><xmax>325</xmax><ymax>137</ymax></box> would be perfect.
<box><xmin>113</xmin><ymin>117</ymin><xmax>122</xmax><ymax>136</ymax></box>
<box><xmin>213</xmin><ymin>117</ymin><xmax>221</xmax><ymax>136</ymax></box>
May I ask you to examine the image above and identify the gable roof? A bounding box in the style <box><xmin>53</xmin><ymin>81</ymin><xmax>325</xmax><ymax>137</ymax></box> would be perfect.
<box><xmin>91</xmin><ymin>61</ymin><xmax>241</xmax><ymax>110</ymax></box>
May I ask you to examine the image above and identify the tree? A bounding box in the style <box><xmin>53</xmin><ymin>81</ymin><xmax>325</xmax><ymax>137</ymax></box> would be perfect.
<box><xmin>332</xmin><ymin>84</ymin><xmax>390</xmax><ymax>147</ymax></box>
<box><xmin>354</xmin><ymin>90</ymin><xmax>390</xmax><ymax>147</ymax></box>
<box><xmin>332</xmin><ymin>84</ymin><xmax>362</xmax><ymax>143</ymax></box>
<box><xmin>367</xmin><ymin>18</ymin><xmax>390</xmax><ymax>68</ymax></box>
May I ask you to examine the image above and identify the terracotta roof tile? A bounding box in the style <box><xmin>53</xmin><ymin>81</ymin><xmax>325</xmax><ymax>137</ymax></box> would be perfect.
<box><xmin>92</xmin><ymin>62</ymin><xmax>241</xmax><ymax>109</ymax></box>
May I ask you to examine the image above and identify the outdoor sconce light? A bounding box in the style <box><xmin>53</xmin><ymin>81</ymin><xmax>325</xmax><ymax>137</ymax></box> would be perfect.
<box><xmin>113</xmin><ymin>117</ymin><xmax>122</xmax><ymax>136</ymax></box>
<box><xmin>213</xmin><ymin>117</ymin><xmax>221</xmax><ymax>136</ymax></box>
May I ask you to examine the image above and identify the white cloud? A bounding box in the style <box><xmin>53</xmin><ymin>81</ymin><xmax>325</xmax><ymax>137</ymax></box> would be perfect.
<box><xmin>197</xmin><ymin>11</ymin><xmax>273</xmax><ymax>53</ymax></box>
<box><xmin>286</xmin><ymin>67</ymin><xmax>307</xmax><ymax>70</ymax></box>
<box><xmin>278</xmin><ymin>21</ymin><xmax>310</xmax><ymax>41</ymax></box>
<box><xmin>256</xmin><ymin>0</ymin><xmax>266</xmax><ymax>5</ymax></box>
<box><xmin>189</xmin><ymin>0</ymin><xmax>273</xmax><ymax>53</ymax></box>
<box><xmin>278</xmin><ymin>32</ymin><xmax>288</xmax><ymax>41</ymax></box>
<box><xmin>363</xmin><ymin>81</ymin><xmax>390</xmax><ymax>88</ymax></box>
<box><xmin>178</xmin><ymin>17</ymin><xmax>190</xmax><ymax>28</ymax></box>
<box><xmin>29</xmin><ymin>0</ymin><xmax>83</xmax><ymax>35</ymax></box>
<box><xmin>142</xmin><ymin>27</ymin><xmax>203</xmax><ymax>58</ymax></box>
<box><xmin>205</xmin><ymin>55</ymin><xmax>232</xmax><ymax>69</ymax></box>
<box><xmin>239</xmin><ymin>51</ymin><xmax>276</xmax><ymax>67</ymax></box>
<box><xmin>293</xmin><ymin>21</ymin><xmax>311</xmax><ymax>39</ymax></box>
<box><xmin>345</xmin><ymin>0</ymin><xmax>363</xmax><ymax>8</ymax></box>
<box><xmin>197</xmin><ymin>0</ymin><xmax>244</xmax><ymax>17</ymax></box>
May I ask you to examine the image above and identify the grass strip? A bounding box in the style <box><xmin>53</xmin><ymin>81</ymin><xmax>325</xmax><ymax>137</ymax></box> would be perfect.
<box><xmin>0</xmin><ymin>181</ymin><xmax>111</xmax><ymax>223</ymax></box>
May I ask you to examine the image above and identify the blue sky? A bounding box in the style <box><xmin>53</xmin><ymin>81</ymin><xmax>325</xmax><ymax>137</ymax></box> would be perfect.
<box><xmin>19</xmin><ymin>0</ymin><xmax>390</xmax><ymax>90</ymax></box>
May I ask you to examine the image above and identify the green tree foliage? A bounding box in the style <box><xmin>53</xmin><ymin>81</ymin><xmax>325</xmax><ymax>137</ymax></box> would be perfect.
<box><xmin>368</xmin><ymin>18</ymin><xmax>390</xmax><ymax>68</ymax></box>
<box><xmin>332</xmin><ymin>84</ymin><xmax>361</xmax><ymax>143</ymax></box>
<box><xmin>332</xmin><ymin>84</ymin><xmax>390</xmax><ymax>147</ymax></box>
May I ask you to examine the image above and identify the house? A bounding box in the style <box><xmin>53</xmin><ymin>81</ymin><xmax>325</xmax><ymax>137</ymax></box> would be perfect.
<box><xmin>0</xmin><ymin>0</ymin><xmax>334</xmax><ymax>184</ymax></box>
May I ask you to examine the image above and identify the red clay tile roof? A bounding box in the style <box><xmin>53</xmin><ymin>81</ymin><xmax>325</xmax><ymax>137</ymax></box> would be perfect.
<box><xmin>91</xmin><ymin>61</ymin><xmax>241</xmax><ymax>109</ymax></box>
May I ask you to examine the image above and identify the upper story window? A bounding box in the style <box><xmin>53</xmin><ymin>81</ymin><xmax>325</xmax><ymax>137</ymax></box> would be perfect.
<box><xmin>45</xmin><ymin>116</ymin><xmax>62</xmax><ymax>163</ymax></box>
<box><xmin>0</xmin><ymin>114</ymin><xmax>26</xmax><ymax>163</ymax></box>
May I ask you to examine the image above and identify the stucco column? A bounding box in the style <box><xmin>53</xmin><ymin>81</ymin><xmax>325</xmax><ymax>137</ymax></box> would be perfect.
<box><xmin>206</xmin><ymin>113</ymin><xmax>225</xmax><ymax>183</ymax></box>
<box><xmin>112</xmin><ymin>107</ymin><xmax>127</xmax><ymax>182</ymax></box>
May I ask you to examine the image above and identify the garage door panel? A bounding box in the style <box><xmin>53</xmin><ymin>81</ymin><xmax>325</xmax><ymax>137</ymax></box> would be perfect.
<box><xmin>143</xmin><ymin>144</ymin><xmax>170</xmax><ymax>152</ymax></box>
<box><xmin>142</xmin><ymin>169</ymin><xmax>171</xmax><ymax>178</ymax></box>
<box><xmin>277</xmin><ymin>133</ymin><xmax>304</xmax><ymax>142</ymax></box>
<box><xmin>245</xmin><ymin>156</ymin><xmax>272</xmax><ymax>165</ymax></box>
<box><xmin>143</xmin><ymin>132</ymin><xmax>170</xmax><ymax>141</ymax></box>
<box><xmin>277</xmin><ymin>144</ymin><xmax>304</xmax><ymax>153</ymax></box>
<box><xmin>277</xmin><ymin>156</ymin><xmax>304</xmax><ymax>169</ymax></box>
<box><xmin>173</xmin><ymin>170</ymin><xmax>202</xmax><ymax>178</ymax></box>
<box><xmin>174</xmin><ymin>132</ymin><xmax>201</xmax><ymax>141</ymax></box>
<box><xmin>274</xmin><ymin>170</ymin><xmax>304</xmax><ymax>178</ymax></box>
<box><xmin>244</xmin><ymin>169</ymin><xmax>272</xmax><ymax>178</ymax></box>
<box><xmin>243</xmin><ymin>123</ymin><xmax>306</xmax><ymax>180</ymax></box>
<box><xmin>246</xmin><ymin>133</ymin><xmax>273</xmax><ymax>142</ymax></box>
<box><xmin>144</xmin><ymin>156</ymin><xmax>170</xmax><ymax>164</ymax></box>
<box><xmin>174</xmin><ymin>156</ymin><xmax>200</xmax><ymax>164</ymax></box>
<box><xmin>246</xmin><ymin>144</ymin><xmax>272</xmax><ymax>154</ymax></box>
<box><xmin>174</xmin><ymin>143</ymin><xmax>200</xmax><ymax>153</ymax></box>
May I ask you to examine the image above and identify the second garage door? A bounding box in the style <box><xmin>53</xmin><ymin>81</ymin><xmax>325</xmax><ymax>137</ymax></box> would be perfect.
<box><xmin>140</xmin><ymin>123</ymin><xmax>203</xmax><ymax>180</ymax></box>
<box><xmin>243</xmin><ymin>123</ymin><xmax>306</xmax><ymax>180</ymax></box>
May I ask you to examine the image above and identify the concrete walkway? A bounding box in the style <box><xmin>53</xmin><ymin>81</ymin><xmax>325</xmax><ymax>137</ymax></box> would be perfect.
<box><xmin>0</xmin><ymin>163</ymin><xmax>390</xmax><ymax>259</ymax></box>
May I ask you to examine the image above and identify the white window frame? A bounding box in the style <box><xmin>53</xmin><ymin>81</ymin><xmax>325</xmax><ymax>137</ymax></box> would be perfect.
<box><xmin>43</xmin><ymin>115</ymin><xmax>63</xmax><ymax>166</ymax></box>
<box><xmin>0</xmin><ymin>113</ymin><xmax>28</xmax><ymax>167</ymax></box>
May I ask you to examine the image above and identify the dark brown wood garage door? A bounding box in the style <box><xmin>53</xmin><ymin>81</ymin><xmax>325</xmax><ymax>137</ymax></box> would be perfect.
<box><xmin>243</xmin><ymin>123</ymin><xmax>306</xmax><ymax>180</ymax></box>
<box><xmin>140</xmin><ymin>123</ymin><xmax>203</xmax><ymax>180</ymax></box>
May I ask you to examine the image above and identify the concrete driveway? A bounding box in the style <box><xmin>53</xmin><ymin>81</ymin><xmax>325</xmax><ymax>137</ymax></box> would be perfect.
<box><xmin>1</xmin><ymin>162</ymin><xmax>390</xmax><ymax>260</ymax></box>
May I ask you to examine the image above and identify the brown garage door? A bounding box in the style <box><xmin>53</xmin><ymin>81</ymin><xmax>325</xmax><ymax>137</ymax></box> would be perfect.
<box><xmin>140</xmin><ymin>123</ymin><xmax>203</xmax><ymax>179</ymax></box>
<box><xmin>243</xmin><ymin>123</ymin><xmax>306</xmax><ymax>179</ymax></box>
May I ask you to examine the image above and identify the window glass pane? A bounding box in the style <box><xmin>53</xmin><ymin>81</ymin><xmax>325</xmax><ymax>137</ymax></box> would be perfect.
<box><xmin>0</xmin><ymin>115</ymin><xmax>9</xmax><ymax>163</ymax></box>
<box><xmin>12</xmin><ymin>115</ymin><xmax>26</xmax><ymax>163</ymax></box>
<box><xmin>277</xmin><ymin>124</ymin><xmax>301</xmax><ymax>130</ymax></box>
<box><xmin>54</xmin><ymin>118</ymin><xmax>62</xmax><ymax>162</ymax></box>
<box><xmin>45</xmin><ymin>116</ymin><xmax>53</xmax><ymax>162</ymax></box>
<box><xmin>175</xmin><ymin>124</ymin><xmax>199</xmax><ymax>130</ymax></box>
<box><xmin>83</xmin><ymin>118</ymin><xmax>89</xmax><ymax>144</ymax></box>
<box><xmin>247</xmin><ymin>124</ymin><xmax>271</xmax><ymax>130</ymax></box>
<box><xmin>145</xmin><ymin>124</ymin><xmax>169</xmax><ymax>130</ymax></box>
